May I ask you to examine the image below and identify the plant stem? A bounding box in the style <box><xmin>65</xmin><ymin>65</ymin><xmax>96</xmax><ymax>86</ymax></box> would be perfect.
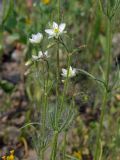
<box><xmin>94</xmin><ymin>89</ymin><xmax>107</xmax><ymax>160</ymax></box>
<box><xmin>60</xmin><ymin>53</ymin><xmax>71</xmax><ymax>109</ymax></box>
<box><xmin>106</xmin><ymin>19</ymin><xmax>111</xmax><ymax>87</ymax></box>
<box><xmin>50</xmin><ymin>131</ymin><xmax>59</xmax><ymax>160</ymax></box>
<box><xmin>56</xmin><ymin>0</ymin><xmax>61</xmax><ymax>96</ymax></box>
<box><xmin>58</xmin><ymin>0</ymin><xmax>60</xmax><ymax>23</ymax></box>
<box><xmin>62</xmin><ymin>131</ymin><xmax>67</xmax><ymax>160</ymax></box>
<box><xmin>94</xmin><ymin>16</ymin><xmax>112</xmax><ymax>160</ymax></box>
<box><xmin>55</xmin><ymin>0</ymin><xmax>61</xmax><ymax>127</ymax></box>
<box><xmin>98</xmin><ymin>0</ymin><xmax>103</xmax><ymax>13</ymax></box>
<box><xmin>51</xmin><ymin>1</ymin><xmax>61</xmax><ymax>158</ymax></box>
<box><xmin>41</xmin><ymin>61</ymin><xmax>49</xmax><ymax>160</ymax></box>
<box><xmin>40</xmin><ymin>149</ymin><xmax>44</xmax><ymax>160</ymax></box>
<box><xmin>56</xmin><ymin>42</ymin><xmax>60</xmax><ymax>97</ymax></box>
<box><xmin>57</xmin><ymin>39</ymin><xmax>71</xmax><ymax>121</ymax></box>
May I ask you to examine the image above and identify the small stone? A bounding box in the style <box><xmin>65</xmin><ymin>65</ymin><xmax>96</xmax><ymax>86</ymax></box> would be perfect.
<box><xmin>11</xmin><ymin>115</ymin><xmax>25</xmax><ymax>126</ymax></box>
<box><xmin>23</xmin><ymin>150</ymin><xmax>37</xmax><ymax>160</ymax></box>
<box><xmin>6</xmin><ymin>73</ymin><xmax>21</xmax><ymax>84</ymax></box>
<box><xmin>4</xmin><ymin>126</ymin><xmax>20</xmax><ymax>145</ymax></box>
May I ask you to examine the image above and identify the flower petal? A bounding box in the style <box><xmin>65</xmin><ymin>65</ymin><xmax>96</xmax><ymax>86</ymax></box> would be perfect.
<box><xmin>44</xmin><ymin>51</ymin><xmax>48</xmax><ymax>56</ymax></box>
<box><xmin>59</xmin><ymin>23</ymin><xmax>66</xmax><ymax>32</ymax></box>
<box><xmin>32</xmin><ymin>55</ymin><xmax>38</xmax><ymax>60</ymax></box>
<box><xmin>48</xmin><ymin>35</ymin><xmax>54</xmax><ymax>39</ymax></box>
<box><xmin>45</xmin><ymin>29</ymin><xmax>54</xmax><ymax>35</ymax></box>
<box><xmin>62</xmin><ymin>69</ymin><xmax>67</xmax><ymax>77</ymax></box>
<box><xmin>37</xmin><ymin>32</ymin><xmax>43</xmax><ymax>37</ymax></box>
<box><xmin>29</xmin><ymin>32</ymin><xmax>43</xmax><ymax>43</ymax></box>
<box><xmin>38</xmin><ymin>51</ymin><xmax>43</xmax><ymax>58</ymax></box>
<box><xmin>53</xmin><ymin>22</ymin><xmax>58</xmax><ymax>29</ymax></box>
<box><xmin>29</xmin><ymin>38</ymin><xmax>35</xmax><ymax>43</ymax></box>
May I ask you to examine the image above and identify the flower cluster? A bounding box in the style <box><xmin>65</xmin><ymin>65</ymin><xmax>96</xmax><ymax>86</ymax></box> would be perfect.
<box><xmin>28</xmin><ymin>21</ymin><xmax>77</xmax><ymax>78</ymax></box>
<box><xmin>1</xmin><ymin>150</ymin><xmax>15</xmax><ymax>160</ymax></box>
<box><xmin>29</xmin><ymin>22</ymin><xmax>66</xmax><ymax>43</ymax></box>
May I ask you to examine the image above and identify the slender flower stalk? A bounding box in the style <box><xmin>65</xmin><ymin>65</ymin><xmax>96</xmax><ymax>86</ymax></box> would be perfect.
<box><xmin>98</xmin><ymin>0</ymin><xmax>103</xmax><ymax>13</ymax></box>
<box><xmin>50</xmin><ymin>1</ymin><xmax>61</xmax><ymax>159</ymax></box>
<box><xmin>50</xmin><ymin>131</ymin><xmax>59</xmax><ymax>160</ymax></box>
<box><xmin>106</xmin><ymin>19</ymin><xmax>111</xmax><ymax>88</ymax></box>
<box><xmin>56</xmin><ymin>42</ymin><xmax>60</xmax><ymax>97</ymax></box>
<box><xmin>60</xmin><ymin>38</ymin><xmax>75</xmax><ymax>103</ymax></box>
<box><xmin>62</xmin><ymin>131</ymin><xmax>67</xmax><ymax>160</ymax></box>
<box><xmin>58</xmin><ymin>0</ymin><xmax>60</xmax><ymax>23</ymax></box>
<box><xmin>41</xmin><ymin>57</ymin><xmax>50</xmax><ymax>160</ymax></box>
<box><xmin>94</xmin><ymin>11</ymin><xmax>112</xmax><ymax>160</ymax></box>
<box><xmin>31</xmin><ymin>48</ymin><xmax>49</xmax><ymax>160</ymax></box>
<box><xmin>55</xmin><ymin>42</ymin><xmax>72</xmax><ymax>127</ymax></box>
<box><xmin>59</xmin><ymin>39</ymin><xmax>76</xmax><ymax>160</ymax></box>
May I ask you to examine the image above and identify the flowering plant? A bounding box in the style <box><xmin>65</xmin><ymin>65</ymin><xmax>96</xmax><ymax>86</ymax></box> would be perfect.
<box><xmin>45</xmin><ymin>22</ymin><xmax>66</xmax><ymax>39</ymax></box>
<box><xmin>29</xmin><ymin>33</ymin><xmax>43</xmax><ymax>44</ymax></box>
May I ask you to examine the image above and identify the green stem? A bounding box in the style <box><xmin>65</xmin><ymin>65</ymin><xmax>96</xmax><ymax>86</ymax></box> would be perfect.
<box><xmin>60</xmin><ymin>53</ymin><xmax>71</xmax><ymax>108</ymax></box>
<box><xmin>94</xmin><ymin>16</ymin><xmax>112</xmax><ymax>160</ymax></box>
<box><xmin>94</xmin><ymin>89</ymin><xmax>107</xmax><ymax>160</ymax></box>
<box><xmin>40</xmin><ymin>149</ymin><xmax>44</xmax><ymax>160</ymax></box>
<box><xmin>58</xmin><ymin>0</ymin><xmax>60</xmax><ymax>22</ymax></box>
<box><xmin>53</xmin><ymin>0</ymin><xmax>61</xmax><ymax>140</ymax></box>
<box><xmin>106</xmin><ymin>19</ymin><xmax>111</xmax><ymax>88</ymax></box>
<box><xmin>34</xmin><ymin>62</ymin><xmax>45</xmax><ymax>160</ymax></box>
<box><xmin>57</xmin><ymin>39</ymin><xmax>71</xmax><ymax>122</ymax></box>
<box><xmin>56</xmin><ymin>42</ymin><xmax>60</xmax><ymax>97</ymax></box>
<box><xmin>2</xmin><ymin>0</ymin><xmax>14</xmax><ymax>25</ymax></box>
<box><xmin>62</xmin><ymin>131</ymin><xmax>67</xmax><ymax>160</ymax></box>
<box><xmin>42</xmin><ymin>82</ymin><xmax>47</xmax><ymax>133</ymax></box>
<box><xmin>56</xmin><ymin>0</ymin><xmax>61</xmax><ymax>96</ymax></box>
<box><xmin>98</xmin><ymin>0</ymin><xmax>103</xmax><ymax>13</ymax></box>
<box><xmin>41</xmin><ymin>61</ymin><xmax>49</xmax><ymax>160</ymax></box>
<box><xmin>54</xmin><ymin>43</ymin><xmax>60</xmax><ymax>129</ymax></box>
<box><xmin>50</xmin><ymin>131</ymin><xmax>59</xmax><ymax>160</ymax></box>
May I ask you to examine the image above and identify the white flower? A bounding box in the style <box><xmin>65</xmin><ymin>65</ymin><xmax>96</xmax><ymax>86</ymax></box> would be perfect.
<box><xmin>45</xmin><ymin>22</ymin><xmax>66</xmax><ymax>39</ymax></box>
<box><xmin>32</xmin><ymin>51</ymin><xmax>49</xmax><ymax>61</ymax></box>
<box><xmin>29</xmin><ymin>33</ymin><xmax>43</xmax><ymax>44</ymax></box>
<box><xmin>61</xmin><ymin>66</ymin><xmax>77</xmax><ymax>78</ymax></box>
